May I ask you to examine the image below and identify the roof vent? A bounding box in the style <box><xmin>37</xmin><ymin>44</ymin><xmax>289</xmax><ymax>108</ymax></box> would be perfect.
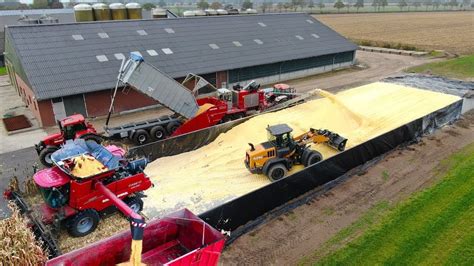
<box><xmin>72</xmin><ymin>34</ymin><xmax>84</xmax><ymax>41</ymax></box>
<box><xmin>257</xmin><ymin>22</ymin><xmax>266</xmax><ymax>27</ymax></box>
<box><xmin>164</xmin><ymin>28</ymin><xmax>175</xmax><ymax>33</ymax></box>
<box><xmin>96</xmin><ymin>55</ymin><xmax>108</xmax><ymax>62</ymax></box>
<box><xmin>295</xmin><ymin>35</ymin><xmax>304</xmax><ymax>40</ymax></box>
<box><xmin>98</xmin><ymin>32</ymin><xmax>109</xmax><ymax>39</ymax></box>
<box><xmin>209</xmin><ymin>43</ymin><xmax>219</xmax><ymax>50</ymax></box>
<box><xmin>161</xmin><ymin>48</ymin><xmax>173</xmax><ymax>55</ymax></box>
<box><xmin>232</xmin><ymin>41</ymin><xmax>242</xmax><ymax>47</ymax></box>
<box><xmin>254</xmin><ymin>39</ymin><xmax>263</xmax><ymax>45</ymax></box>
<box><xmin>137</xmin><ymin>30</ymin><xmax>148</xmax><ymax>36</ymax></box>
<box><xmin>114</xmin><ymin>53</ymin><xmax>125</xmax><ymax>60</ymax></box>
<box><xmin>306</xmin><ymin>19</ymin><xmax>314</xmax><ymax>24</ymax></box>
<box><xmin>312</xmin><ymin>33</ymin><xmax>320</xmax><ymax>39</ymax></box>
<box><xmin>147</xmin><ymin>49</ymin><xmax>158</xmax><ymax>56</ymax></box>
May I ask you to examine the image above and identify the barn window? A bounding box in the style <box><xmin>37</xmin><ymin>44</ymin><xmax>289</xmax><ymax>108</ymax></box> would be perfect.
<box><xmin>137</xmin><ymin>30</ymin><xmax>148</xmax><ymax>36</ymax></box>
<box><xmin>114</xmin><ymin>53</ymin><xmax>125</xmax><ymax>60</ymax></box>
<box><xmin>209</xmin><ymin>43</ymin><xmax>219</xmax><ymax>49</ymax></box>
<box><xmin>96</xmin><ymin>55</ymin><xmax>109</xmax><ymax>62</ymax></box>
<box><xmin>254</xmin><ymin>39</ymin><xmax>263</xmax><ymax>45</ymax></box>
<box><xmin>147</xmin><ymin>49</ymin><xmax>158</xmax><ymax>56</ymax></box>
<box><xmin>161</xmin><ymin>48</ymin><xmax>173</xmax><ymax>55</ymax></box>
<box><xmin>72</xmin><ymin>34</ymin><xmax>84</xmax><ymax>41</ymax></box>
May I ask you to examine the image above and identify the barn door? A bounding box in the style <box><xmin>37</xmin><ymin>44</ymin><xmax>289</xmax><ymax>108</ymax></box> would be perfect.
<box><xmin>51</xmin><ymin>97</ymin><xmax>67</xmax><ymax>121</ymax></box>
<box><xmin>63</xmin><ymin>94</ymin><xmax>87</xmax><ymax>117</ymax></box>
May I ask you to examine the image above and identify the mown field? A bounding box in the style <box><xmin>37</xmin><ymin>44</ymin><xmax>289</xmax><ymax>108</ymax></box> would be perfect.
<box><xmin>408</xmin><ymin>54</ymin><xmax>474</xmax><ymax>80</ymax></box>
<box><xmin>311</xmin><ymin>143</ymin><xmax>474</xmax><ymax>265</ymax></box>
<box><xmin>316</xmin><ymin>12</ymin><xmax>474</xmax><ymax>55</ymax></box>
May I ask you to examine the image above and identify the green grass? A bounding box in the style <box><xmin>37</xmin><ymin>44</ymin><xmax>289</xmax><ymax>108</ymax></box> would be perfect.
<box><xmin>0</xmin><ymin>67</ymin><xmax>6</xmax><ymax>76</ymax></box>
<box><xmin>407</xmin><ymin>54</ymin><xmax>474</xmax><ymax>80</ymax></box>
<box><xmin>309</xmin><ymin>143</ymin><xmax>474</xmax><ymax>265</ymax></box>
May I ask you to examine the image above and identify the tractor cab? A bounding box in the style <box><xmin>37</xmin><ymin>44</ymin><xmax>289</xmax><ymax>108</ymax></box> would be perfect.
<box><xmin>58</xmin><ymin>114</ymin><xmax>89</xmax><ymax>140</ymax></box>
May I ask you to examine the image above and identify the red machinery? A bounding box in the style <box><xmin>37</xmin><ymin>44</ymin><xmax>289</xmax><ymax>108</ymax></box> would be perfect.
<box><xmin>45</xmin><ymin>209</ymin><xmax>225</xmax><ymax>266</ymax></box>
<box><xmin>35</xmin><ymin>114</ymin><xmax>102</xmax><ymax>167</ymax></box>
<box><xmin>263</xmin><ymin>83</ymin><xmax>298</xmax><ymax>107</ymax></box>
<box><xmin>5</xmin><ymin>139</ymin><xmax>152</xmax><ymax>256</ymax></box>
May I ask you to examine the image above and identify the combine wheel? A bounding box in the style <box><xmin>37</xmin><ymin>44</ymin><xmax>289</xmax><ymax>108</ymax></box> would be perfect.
<box><xmin>166</xmin><ymin>121</ymin><xmax>182</xmax><ymax>134</ymax></box>
<box><xmin>125</xmin><ymin>197</ymin><xmax>144</xmax><ymax>213</ymax></box>
<box><xmin>81</xmin><ymin>134</ymin><xmax>103</xmax><ymax>144</ymax></box>
<box><xmin>67</xmin><ymin>209</ymin><xmax>100</xmax><ymax>237</ymax></box>
<box><xmin>39</xmin><ymin>146</ymin><xmax>59</xmax><ymax>167</ymax></box>
<box><xmin>150</xmin><ymin>126</ymin><xmax>166</xmax><ymax>141</ymax></box>
<box><xmin>304</xmin><ymin>151</ymin><xmax>323</xmax><ymax>167</ymax></box>
<box><xmin>133</xmin><ymin>129</ymin><xmax>151</xmax><ymax>145</ymax></box>
<box><xmin>267</xmin><ymin>163</ymin><xmax>288</xmax><ymax>182</ymax></box>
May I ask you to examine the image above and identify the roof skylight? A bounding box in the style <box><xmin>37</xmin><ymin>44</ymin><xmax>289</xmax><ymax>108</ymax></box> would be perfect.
<box><xmin>147</xmin><ymin>49</ymin><xmax>158</xmax><ymax>56</ymax></box>
<box><xmin>96</xmin><ymin>55</ymin><xmax>108</xmax><ymax>62</ymax></box>
<box><xmin>258</xmin><ymin>22</ymin><xmax>267</xmax><ymax>27</ymax></box>
<box><xmin>114</xmin><ymin>53</ymin><xmax>125</xmax><ymax>60</ymax></box>
<box><xmin>295</xmin><ymin>35</ymin><xmax>304</xmax><ymax>40</ymax></box>
<box><xmin>254</xmin><ymin>39</ymin><xmax>263</xmax><ymax>45</ymax></box>
<box><xmin>72</xmin><ymin>34</ymin><xmax>84</xmax><ymax>41</ymax></box>
<box><xmin>98</xmin><ymin>32</ymin><xmax>109</xmax><ymax>39</ymax></box>
<box><xmin>233</xmin><ymin>41</ymin><xmax>242</xmax><ymax>47</ymax></box>
<box><xmin>161</xmin><ymin>48</ymin><xmax>173</xmax><ymax>55</ymax></box>
<box><xmin>306</xmin><ymin>19</ymin><xmax>314</xmax><ymax>24</ymax></box>
<box><xmin>209</xmin><ymin>43</ymin><xmax>219</xmax><ymax>49</ymax></box>
<box><xmin>312</xmin><ymin>33</ymin><xmax>320</xmax><ymax>38</ymax></box>
<box><xmin>164</xmin><ymin>28</ymin><xmax>175</xmax><ymax>33</ymax></box>
<box><xmin>137</xmin><ymin>30</ymin><xmax>148</xmax><ymax>36</ymax></box>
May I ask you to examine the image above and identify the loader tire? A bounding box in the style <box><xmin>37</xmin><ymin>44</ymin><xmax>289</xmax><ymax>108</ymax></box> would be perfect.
<box><xmin>166</xmin><ymin>121</ymin><xmax>182</xmax><ymax>134</ymax></box>
<box><xmin>39</xmin><ymin>146</ymin><xmax>59</xmax><ymax>167</ymax></box>
<box><xmin>125</xmin><ymin>197</ymin><xmax>143</xmax><ymax>213</ymax></box>
<box><xmin>67</xmin><ymin>209</ymin><xmax>100</xmax><ymax>237</ymax></box>
<box><xmin>267</xmin><ymin>163</ymin><xmax>288</xmax><ymax>182</ymax></box>
<box><xmin>305</xmin><ymin>151</ymin><xmax>323</xmax><ymax>167</ymax></box>
<box><xmin>80</xmin><ymin>134</ymin><xmax>103</xmax><ymax>144</ymax></box>
<box><xmin>301</xmin><ymin>149</ymin><xmax>312</xmax><ymax>165</ymax></box>
<box><xmin>150</xmin><ymin>126</ymin><xmax>166</xmax><ymax>141</ymax></box>
<box><xmin>133</xmin><ymin>129</ymin><xmax>151</xmax><ymax>145</ymax></box>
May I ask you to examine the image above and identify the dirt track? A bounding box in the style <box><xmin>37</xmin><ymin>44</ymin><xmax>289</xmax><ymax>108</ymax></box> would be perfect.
<box><xmin>220</xmin><ymin>110</ymin><xmax>474</xmax><ymax>265</ymax></box>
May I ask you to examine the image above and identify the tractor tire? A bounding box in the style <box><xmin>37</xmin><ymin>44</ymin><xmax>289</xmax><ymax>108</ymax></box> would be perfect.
<box><xmin>80</xmin><ymin>134</ymin><xmax>103</xmax><ymax>144</ymax></box>
<box><xmin>132</xmin><ymin>129</ymin><xmax>151</xmax><ymax>145</ymax></box>
<box><xmin>39</xmin><ymin>146</ymin><xmax>59</xmax><ymax>167</ymax></box>
<box><xmin>150</xmin><ymin>126</ymin><xmax>166</xmax><ymax>141</ymax></box>
<box><xmin>304</xmin><ymin>151</ymin><xmax>323</xmax><ymax>167</ymax></box>
<box><xmin>166</xmin><ymin>121</ymin><xmax>182</xmax><ymax>134</ymax></box>
<box><xmin>67</xmin><ymin>209</ymin><xmax>100</xmax><ymax>237</ymax></box>
<box><xmin>267</xmin><ymin>163</ymin><xmax>288</xmax><ymax>182</ymax></box>
<box><xmin>125</xmin><ymin>197</ymin><xmax>144</xmax><ymax>213</ymax></box>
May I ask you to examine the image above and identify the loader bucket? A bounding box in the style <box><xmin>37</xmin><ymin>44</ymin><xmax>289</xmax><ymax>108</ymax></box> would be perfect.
<box><xmin>329</xmin><ymin>134</ymin><xmax>348</xmax><ymax>151</ymax></box>
<box><xmin>46</xmin><ymin>208</ymin><xmax>225</xmax><ymax>266</ymax></box>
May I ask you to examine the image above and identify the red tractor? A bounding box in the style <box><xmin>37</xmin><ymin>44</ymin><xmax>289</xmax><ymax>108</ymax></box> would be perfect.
<box><xmin>6</xmin><ymin>139</ymin><xmax>152</xmax><ymax>256</ymax></box>
<box><xmin>263</xmin><ymin>83</ymin><xmax>298</xmax><ymax>107</ymax></box>
<box><xmin>35</xmin><ymin>114</ymin><xmax>102</xmax><ymax>167</ymax></box>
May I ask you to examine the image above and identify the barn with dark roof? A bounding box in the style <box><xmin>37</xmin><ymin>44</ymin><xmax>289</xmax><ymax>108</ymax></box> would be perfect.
<box><xmin>4</xmin><ymin>13</ymin><xmax>357</xmax><ymax>126</ymax></box>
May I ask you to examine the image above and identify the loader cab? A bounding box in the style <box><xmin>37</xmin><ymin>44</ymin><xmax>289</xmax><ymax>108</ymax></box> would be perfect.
<box><xmin>267</xmin><ymin>124</ymin><xmax>295</xmax><ymax>157</ymax></box>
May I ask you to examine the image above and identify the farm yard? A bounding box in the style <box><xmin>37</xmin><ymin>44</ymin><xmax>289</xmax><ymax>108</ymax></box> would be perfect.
<box><xmin>316</xmin><ymin>12</ymin><xmax>474</xmax><ymax>55</ymax></box>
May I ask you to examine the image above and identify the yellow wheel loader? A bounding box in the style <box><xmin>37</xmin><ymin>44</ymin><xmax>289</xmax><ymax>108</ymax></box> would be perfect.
<box><xmin>245</xmin><ymin>124</ymin><xmax>347</xmax><ymax>181</ymax></box>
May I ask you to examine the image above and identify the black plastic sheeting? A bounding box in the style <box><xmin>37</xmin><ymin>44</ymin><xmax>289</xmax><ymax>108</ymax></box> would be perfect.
<box><xmin>198</xmin><ymin>100</ymin><xmax>462</xmax><ymax>243</ymax></box>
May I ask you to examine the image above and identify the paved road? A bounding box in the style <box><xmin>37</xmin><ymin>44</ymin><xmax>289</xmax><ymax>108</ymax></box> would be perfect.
<box><xmin>0</xmin><ymin>51</ymin><xmax>433</xmax><ymax>218</ymax></box>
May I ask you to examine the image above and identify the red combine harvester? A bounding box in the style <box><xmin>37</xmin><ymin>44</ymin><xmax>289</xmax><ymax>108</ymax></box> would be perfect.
<box><xmin>104</xmin><ymin>53</ymin><xmax>268</xmax><ymax>145</ymax></box>
<box><xmin>5</xmin><ymin>139</ymin><xmax>152</xmax><ymax>256</ymax></box>
<box><xmin>35</xmin><ymin>114</ymin><xmax>102</xmax><ymax>167</ymax></box>
<box><xmin>46</xmin><ymin>209</ymin><xmax>225</xmax><ymax>266</ymax></box>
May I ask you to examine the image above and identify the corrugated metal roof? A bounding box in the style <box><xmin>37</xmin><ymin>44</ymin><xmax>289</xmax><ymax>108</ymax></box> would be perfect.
<box><xmin>5</xmin><ymin>13</ymin><xmax>357</xmax><ymax>100</ymax></box>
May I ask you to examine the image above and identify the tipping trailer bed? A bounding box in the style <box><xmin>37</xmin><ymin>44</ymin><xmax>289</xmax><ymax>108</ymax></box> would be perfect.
<box><xmin>46</xmin><ymin>209</ymin><xmax>225</xmax><ymax>265</ymax></box>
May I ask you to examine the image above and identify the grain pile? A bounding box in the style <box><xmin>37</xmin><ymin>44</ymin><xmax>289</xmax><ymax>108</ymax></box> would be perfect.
<box><xmin>142</xmin><ymin>82</ymin><xmax>460</xmax><ymax>218</ymax></box>
<box><xmin>0</xmin><ymin>203</ymin><xmax>48</xmax><ymax>265</ymax></box>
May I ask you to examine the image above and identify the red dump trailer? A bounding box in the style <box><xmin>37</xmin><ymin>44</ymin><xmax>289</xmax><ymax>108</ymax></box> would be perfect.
<box><xmin>45</xmin><ymin>209</ymin><xmax>225</xmax><ymax>266</ymax></box>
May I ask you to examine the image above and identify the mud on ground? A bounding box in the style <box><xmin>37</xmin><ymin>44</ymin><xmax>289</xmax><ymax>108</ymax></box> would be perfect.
<box><xmin>220</xmin><ymin>110</ymin><xmax>474</xmax><ymax>265</ymax></box>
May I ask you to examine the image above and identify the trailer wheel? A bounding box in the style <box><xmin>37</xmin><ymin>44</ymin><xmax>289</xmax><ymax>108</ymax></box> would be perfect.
<box><xmin>267</xmin><ymin>163</ymin><xmax>287</xmax><ymax>182</ymax></box>
<box><xmin>67</xmin><ymin>209</ymin><xmax>100</xmax><ymax>237</ymax></box>
<box><xmin>133</xmin><ymin>129</ymin><xmax>151</xmax><ymax>145</ymax></box>
<box><xmin>150</xmin><ymin>126</ymin><xmax>166</xmax><ymax>141</ymax></box>
<box><xmin>125</xmin><ymin>197</ymin><xmax>143</xmax><ymax>213</ymax></box>
<box><xmin>305</xmin><ymin>151</ymin><xmax>323</xmax><ymax>167</ymax></box>
<box><xmin>166</xmin><ymin>121</ymin><xmax>182</xmax><ymax>134</ymax></box>
<box><xmin>39</xmin><ymin>146</ymin><xmax>59</xmax><ymax>167</ymax></box>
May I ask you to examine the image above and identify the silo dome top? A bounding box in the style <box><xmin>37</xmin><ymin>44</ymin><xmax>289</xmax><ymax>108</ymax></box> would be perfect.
<box><xmin>74</xmin><ymin>4</ymin><xmax>92</xmax><ymax>11</ymax></box>
<box><xmin>109</xmin><ymin>3</ymin><xmax>126</xmax><ymax>9</ymax></box>
<box><xmin>125</xmin><ymin>3</ymin><xmax>141</xmax><ymax>8</ymax></box>
<box><xmin>92</xmin><ymin>3</ymin><xmax>108</xmax><ymax>9</ymax></box>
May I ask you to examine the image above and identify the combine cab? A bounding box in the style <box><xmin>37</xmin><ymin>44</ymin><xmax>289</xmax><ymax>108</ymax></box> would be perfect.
<box><xmin>46</xmin><ymin>209</ymin><xmax>225</xmax><ymax>266</ymax></box>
